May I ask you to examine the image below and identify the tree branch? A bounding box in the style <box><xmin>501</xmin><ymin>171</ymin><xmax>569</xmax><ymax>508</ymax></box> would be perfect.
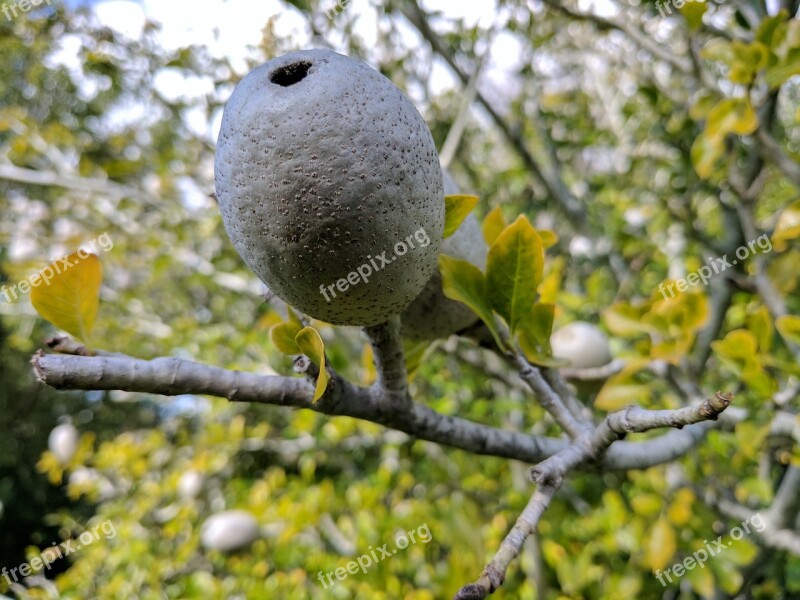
<box><xmin>768</xmin><ymin>466</ymin><xmax>800</xmax><ymax>530</ymax></box>
<box><xmin>558</xmin><ymin>359</ymin><xmax>625</xmax><ymax>381</ymax></box>
<box><xmin>456</xmin><ymin>392</ymin><xmax>734</xmax><ymax>598</ymax></box>
<box><xmin>363</xmin><ymin>316</ymin><xmax>410</xmax><ymax>408</ymax></box>
<box><xmin>399</xmin><ymin>0</ymin><xmax>586</xmax><ymax>224</ymax></box>
<box><xmin>0</xmin><ymin>162</ymin><xmax>144</xmax><ymax>199</ymax></box>
<box><xmin>31</xmin><ymin>350</ymin><xmax>566</xmax><ymax>463</ymax></box>
<box><xmin>455</xmin><ymin>484</ymin><xmax>558</xmax><ymax>600</ymax></box>
<box><xmin>531</xmin><ymin>392</ymin><xmax>733</xmax><ymax>485</ymax></box>
<box><xmin>31</xmin><ymin>347</ymin><xmax>730</xmax><ymax>471</ymax></box>
<box><xmin>700</xmin><ymin>480</ymin><xmax>800</xmax><ymax>555</ymax></box>
<box><xmin>513</xmin><ymin>352</ymin><xmax>589</xmax><ymax>438</ymax></box>
<box><xmin>539</xmin><ymin>0</ymin><xmax>693</xmax><ymax>73</ymax></box>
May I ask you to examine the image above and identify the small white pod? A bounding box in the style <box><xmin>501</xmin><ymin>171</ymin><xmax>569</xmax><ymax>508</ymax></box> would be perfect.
<box><xmin>48</xmin><ymin>423</ymin><xmax>78</xmax><ymax>464</ymax></box>
<box><xmin>201</xmin><ymin>510</ymin><xmax>260</xmax><ymax>552</ymax></box>
<box><xmin>551</xmin><ymin>321</ymin><xmax>612</xmax><ymax>369</ymax></box>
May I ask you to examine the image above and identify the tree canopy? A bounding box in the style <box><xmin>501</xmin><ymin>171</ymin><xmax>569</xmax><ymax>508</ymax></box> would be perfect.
<box><xmin>1</xmin><ymin>1</ymin><xmax>799</xmax><ymax>598</ymax></box>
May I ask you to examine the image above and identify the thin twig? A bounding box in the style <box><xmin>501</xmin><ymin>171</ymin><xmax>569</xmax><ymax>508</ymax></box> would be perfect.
<box><xmin>455</xmin><ymin>484</ymin><xmax>558</xmax><ymax>600</ymax></box>
<box><xmin>513</xmin><ymin>352</ymin><xmax>589</xmax><ymax>438</ymax></box>
<box><xmin>455</xmin><ymin>392</ymin><xmax>733</xmax><ymax>598</ymax></box>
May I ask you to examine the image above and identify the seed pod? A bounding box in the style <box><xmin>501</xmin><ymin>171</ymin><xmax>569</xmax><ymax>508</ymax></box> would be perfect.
<box><xmin>551</xmin><ymin>321</ymin><xmax>612</xmax><ymax>369</ymax></box>
<box><xmin>215</xmin><ymin>49</ymin><xmax>444</xmax><ymax>326</ymax></box>
<box><xmin>48</xmin><ymin>423</ymin><xmax>78</xmax><ymax>464</ymax></box>
<box><xmin>201</xmin><ymin>510</ymin><xmax>260</xmax><ymax>552</ymax></box>
<box><xmin>401</xmin><ymin>171</ymin><xmax>487</xmax><ymax>340</ymax></box>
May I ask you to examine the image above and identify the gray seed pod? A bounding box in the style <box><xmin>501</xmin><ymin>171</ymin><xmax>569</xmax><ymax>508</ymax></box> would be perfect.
<box><xmin>551</xmin><ymin>321</ymin><xmax>612</xmax><ymax>369</ymax></box>
<box><xmin>401</xmin><ymin>171</ymin><xmax>487</xmax><ymax>340</ymax></box>
<box><xmin>215</xmin><ymin>49</ymin><xmax>444</xmax><ymax>326</ymax></box>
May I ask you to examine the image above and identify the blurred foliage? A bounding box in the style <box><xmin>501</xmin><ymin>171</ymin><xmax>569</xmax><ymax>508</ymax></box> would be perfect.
<box><xmin>0</xmin><ymin>1</ymin><xmax>798</xmax><ymax>599</ymax></box>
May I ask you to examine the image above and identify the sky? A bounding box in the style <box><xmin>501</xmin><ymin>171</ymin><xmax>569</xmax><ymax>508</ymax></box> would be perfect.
<box><xmin>60</xmin><ymin>0</ymin><xmax>528</xmax><ymax>144</ymax></box>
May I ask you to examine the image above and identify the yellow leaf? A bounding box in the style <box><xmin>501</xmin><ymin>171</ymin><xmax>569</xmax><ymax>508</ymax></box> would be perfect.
<box><xmin>693</xmin><ymin>98</ymin><xmax>758</xmax><ymax>178</ymax></box>
<box><xmin>360</xmin><ymin>344</ymin><xmax>376</xmax><ymax>385</ymax></box>
<box><xmin>482</xmin><ymin>206</ymin><xmax>506</xmax><ymax>246</ymax></box>
<box><xmin>706</xmin><ymin>98</ymin><xmax>758</xmax><ymax>137</ymax></box>
<box><xmin>269</xmin><ymin>307</ymin><xmax>303</xmax><ymax>354</ymax></box>
<box><xmin>680</xmin><ymin>0</ymin><xmax>707</xmax><ymax>31</ymax></box>
<box><xmin>772</xmin><ymin>200</ymin><xmax>800</xmax><ymax>252</ymax></box>
<box><xmin>595</xmin><ymin>384</ymin><xmax>650</xmax><ymax>412</ymax></box>
<box><xmin>537</xmin><ymin>229</ymin><xmax>558</xmax><ymax>249</ymax></box>
<box><xmin>646</xmin><ymin>517</ymin><xmax>677</xmax><ymax>571</ymax></box>
<box><xmin>691</xmin><ymin>130</ymin><xmax>725</xmax><ymax>179</ymax></box>
<box><xmin>537</xmin><ymin>256</ymin><xmax>565</xmax><ymax>305</ymax></box>
<box><xmin>30</xmin><ymin>252</ymin><xmax>101</xmax><ymax>343</ymax></box>
<box><xmin>690</xmin><ymin>93</ymin><xmax>720</xmax><ymax>121</ymax></box>
<box><xmin>631</xmin><ymin>493</ymin><xmax>663</xmax><ymax>517</ymax></box>
<box><xmin>667</xmin><ymin>489</ymin><xmax>695</xmax><ymax>526</ymax></box>
<box><xmin>686</xmin><ymin>564</ymin><xmax>715</xmax><ymax>597</ymax></box>
<box><xmin>439</xmin><ymin>254</ymin><xmax>505</xmax><ymax>350</ymax></box>
<box><xmin>776</xmin><ymin>315</ymin><xmax>800</xmax><ymax>346</ymax></box>
<box><xmin>443</xmin><ymin>194</ymin><xmax>479</xmax><ymax>238</ymax></box>
<box><xmin>602</xmin><ymin>300</ymin><xmax>654</xmax><ymax>337</ymax></box>
<box><xmin>295</xmin><ymin>326</ymin><xmax>330</xmax><ymax>402</ymax></box>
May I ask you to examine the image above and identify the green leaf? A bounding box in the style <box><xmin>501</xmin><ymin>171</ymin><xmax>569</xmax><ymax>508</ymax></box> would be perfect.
<box><xmin>30</xmin><ymin>251</ymin><xmax>102</xmax><ymax>344</ymax></box>
<box><xmin>439</xmin><ymin>255</ymin><xmax>504</xmax><ymax>350</ymax></box>
<box><xmin>295</xmin><ymin>326</ymin><xmax>330</xmax><ymax>402</ymax></box>
<box><xmin>711</xmin><ymin>558</ymin><xmax>743</xmax><ymax>594</ymax></box>
<box><xmin>486</xmin><ymin>215</ymin><xmax>544</xmax><ymax>334</ymax></box>
<box><xmin>517</xmin><ymin>303</ymin><xmax>567</xmax><ymax>367</ymax></box>
<box><xmin>522</xmin><ymin>303</ymin><xmax>555</xmax><ymax>348</ymax></box>
<box><xmin>766</xmin><ymin>48</ymin><xmax>800</xmax><ymax>88</ymax></box>
<box><xmin>519</xmin><ymin>338</ymin><xmax>569</xmax><ymax>367</ymax></box>
<box><xmin>728</xmin><ymin>41</ymin><xmax>770</xmax><ymax>84</ymax></box>
<box><xmin>269</xmin><ymin>307</ymin><xmax>303</xmax><ymax>354</ymax></box>
<box><xmin>756</xmin><ymin>10</ymin><xmax>787</xmax><ymax>46</ymax></box>
<box><xmin>443</xmin><ymin>194</ymin><xmax>479</xmax><ymax>238</ymax></box>
<box><xmin>482</xmin><ymin>207</ymin><xmax>506</xmax><ymax>246</ymax></box>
